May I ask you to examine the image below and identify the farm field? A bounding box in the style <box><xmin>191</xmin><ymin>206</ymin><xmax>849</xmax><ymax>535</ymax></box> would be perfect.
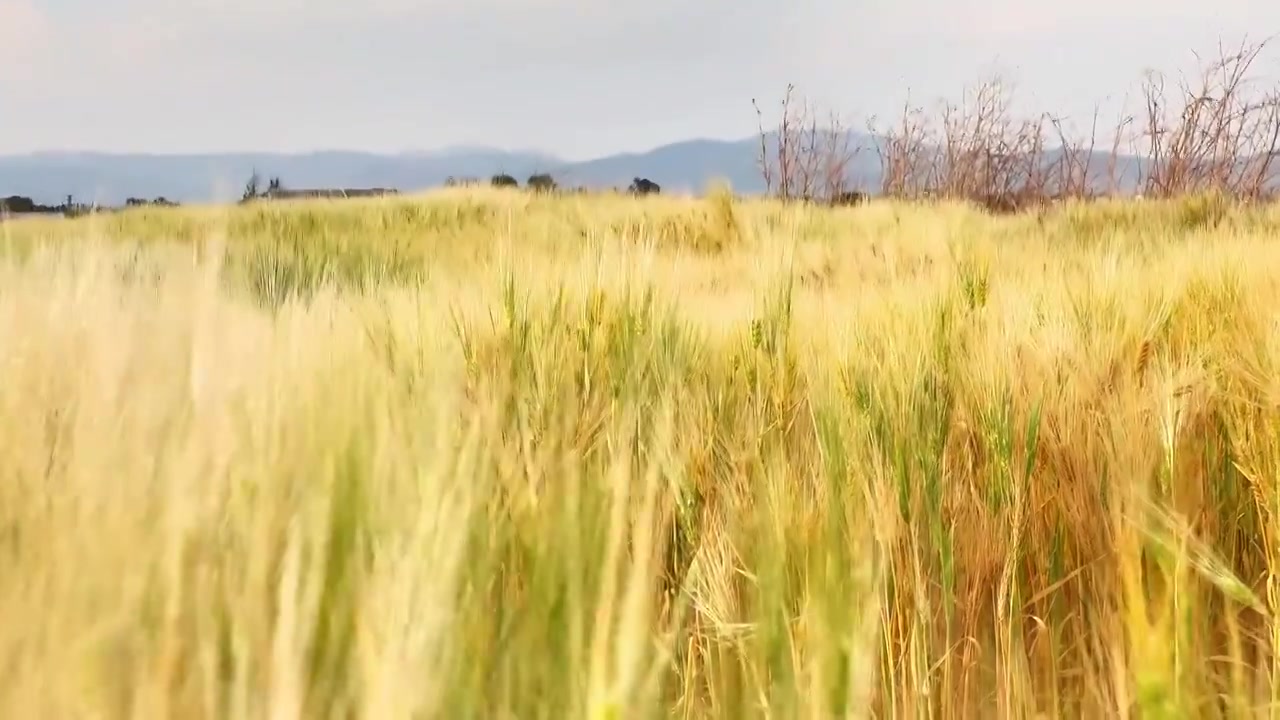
<box><xmin>2</xmin><ymin>187</ymin><xmax>1280</xmax><ymax>718</ymax></box>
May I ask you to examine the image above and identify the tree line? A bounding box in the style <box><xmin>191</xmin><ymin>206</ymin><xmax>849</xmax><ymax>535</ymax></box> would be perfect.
<box><xmin>0</xmin><ymin>193</ymin><xmax>177</xmax><ymax>218</ymax></box>
<box><xmin>445</xmin><ymin>172</ymin><xmax>662</xmax><ymax>196</ymax></box>
<box><xmin>0</xmin><ymin>169</ymin><xmax>664</xmax><ymax>220</ymax></box>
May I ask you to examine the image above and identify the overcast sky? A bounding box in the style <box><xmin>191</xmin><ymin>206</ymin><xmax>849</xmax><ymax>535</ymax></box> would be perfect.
<box><xmin>1</xmin><ymin>0</ymin><xmax>1277</xmax><ymax>158</ymax></box>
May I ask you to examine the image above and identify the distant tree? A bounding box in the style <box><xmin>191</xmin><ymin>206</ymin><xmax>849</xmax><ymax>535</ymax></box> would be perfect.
<box><xmin>491</xmin><ymin>173</ymin><xmax>518</xmax><ymax>188</ymax></box>
<box><xmin>267</xmin><ymin>176</ymin><xmax>283</xmax><ymax>193</ymax></box>
<box><xmin>829</xmin><ymin>190</ymin><xmax>867</xmax><ymax>206</ymax></box>
<box><xmin>2</xmin><ymin>196</ymin><xmax>37</xmax><ymax>213</ymax></box>
<box><xmin>123</xmin><ymin>196</ymin><xmax>177</xmax><ymax>208</ymax></box>
<box><xmin>242</xmin><ymin>170</ymin><xmax>262</xmax><ymax>202</ymax></box>
<box><xmin>527</xmin><ymin>173</ymin><xmax>557</xmax><ymax>192</ymax></box>
<box><xmin>628</xmin><ymin>177</ymin><xmax>661</xmax><ymax>195</ymax></box>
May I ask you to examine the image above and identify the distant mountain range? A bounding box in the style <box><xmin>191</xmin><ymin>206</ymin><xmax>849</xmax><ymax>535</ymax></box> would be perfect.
<box><xmin>0</xmin><ymin>132</ymin><xmax>1150</xmax><ymax>205</ymax></box>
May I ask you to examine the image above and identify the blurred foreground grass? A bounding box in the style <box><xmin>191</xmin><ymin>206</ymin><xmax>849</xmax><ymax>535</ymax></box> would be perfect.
<box><xmin>2</xmin><ymin>188</ymin><xmax>1280</xmax><ymax>718</ymax></box>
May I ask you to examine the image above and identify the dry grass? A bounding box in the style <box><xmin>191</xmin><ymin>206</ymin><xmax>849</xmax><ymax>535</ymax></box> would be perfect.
<box><xmin>3</xmin><ymin>187</ymin><xmax>1280</xmax><ymax>718</ymax></box>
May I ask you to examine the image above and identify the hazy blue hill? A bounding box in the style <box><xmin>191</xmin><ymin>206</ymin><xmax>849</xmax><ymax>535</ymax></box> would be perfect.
<box><xmin>555</xmin><ymin>138</ymin><xmax>768</xmax><ymax>194</ymax></box>
<box><xmin>1</xmin><ymin>134</ymin><xmax>1150</xmax><ymax>205</ymax></box>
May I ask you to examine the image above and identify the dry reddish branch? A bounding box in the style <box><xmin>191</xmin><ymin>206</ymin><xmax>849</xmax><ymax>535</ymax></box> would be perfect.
<box><xmin>753</xmin><ymin>85</ymin><xmax>862</xmax><ymax>203</ymax></box>
<box><xmin>1135</xmin><ymin>37</ymin><xmax>1280</xmax><ymax>200</ymax></box>
<box><xmin>870</xmin><ymin>100</ymin><xmax>935</xmax><ymax>200</ymax></box>
<box><xmin>870</xmin><ymin>78</ymin><xmax>1085</xmax><ymax>211</ymax></box>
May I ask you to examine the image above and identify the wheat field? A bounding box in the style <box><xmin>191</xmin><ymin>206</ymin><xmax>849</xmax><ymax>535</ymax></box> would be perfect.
<box><xmin>1</xmin><ymin>186</ymin><xmax>1278</xmax><ymax>718</ymax></box>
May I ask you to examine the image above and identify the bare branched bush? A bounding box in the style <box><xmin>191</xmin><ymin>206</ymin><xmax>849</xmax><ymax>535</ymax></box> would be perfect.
<box><xmin>938</xmin><ymin>78</ymin><xmax>1028</xmax><ymax>200</ymax></box>
<box><xmin>784</xmin><ymin>36</ymin><xmax>1280</xmax><ymax>213</ymax></box>
<box><xmin>1133</xmin><ymin>37</ymin><xmax>1280</xmax><ymax>200</ymax></box>
<box><xmin>869</xmin><ymin>78</ymin><xmax>1111</xmax><ymax>212</ymax></box>
<box><xmin>752</xmin><ymin>85</ymin><xmax>863</xmax><ymax>203</ymax></box>
<box><xmin>869</xmin><ymin>100</ymin><xmax>935</xmax><ymax>200</ymax></box>
<box><xmin>1045</xmin><ymin>106</ymin><xmax>1136</xmax><ymax>198</ymax></box>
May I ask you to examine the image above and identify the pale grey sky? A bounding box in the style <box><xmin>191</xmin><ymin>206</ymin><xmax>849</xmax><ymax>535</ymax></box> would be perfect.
<box><xmin>1</xmin><ymin>0</ymin><xmax>1277</xmax><ymax>158</ymax></box>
